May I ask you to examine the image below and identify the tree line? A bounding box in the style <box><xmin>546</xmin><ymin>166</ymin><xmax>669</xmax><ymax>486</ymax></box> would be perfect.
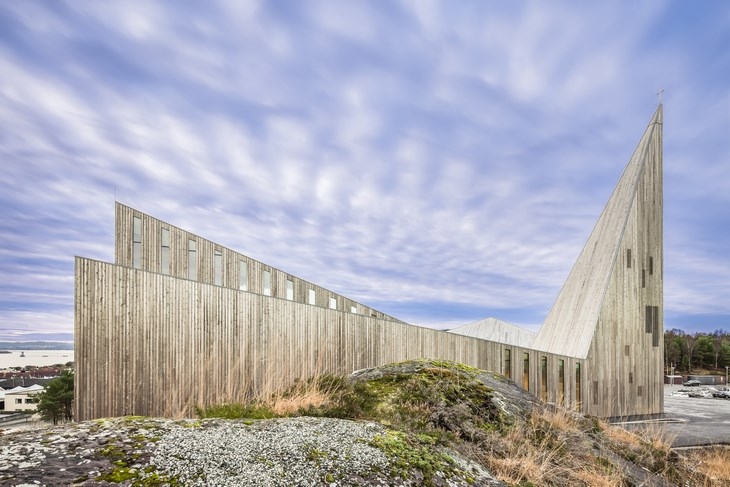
<box><xmin>664</xmin><ymin>328</ymin><xmax>730</xmax><ymax>374</ymax></box>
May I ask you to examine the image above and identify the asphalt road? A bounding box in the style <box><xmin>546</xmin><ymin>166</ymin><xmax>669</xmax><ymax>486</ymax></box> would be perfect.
<box><xmin>619</xmin><ymin>385</ymin><xmax>730</xmax><ymax>447</ymax></box>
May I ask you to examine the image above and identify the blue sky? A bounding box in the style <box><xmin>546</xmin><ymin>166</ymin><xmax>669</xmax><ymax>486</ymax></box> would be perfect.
<box><xmin>0</xmin><ymin>1</ymin><xmax>728</xmax><ymax>343</ymax></box>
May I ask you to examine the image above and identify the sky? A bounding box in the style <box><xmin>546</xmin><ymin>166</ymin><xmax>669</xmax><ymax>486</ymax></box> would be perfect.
<box><xmin>0</xmin><ymin>0</ymin><xmax>728</xmax><ymax>343</ymax></box>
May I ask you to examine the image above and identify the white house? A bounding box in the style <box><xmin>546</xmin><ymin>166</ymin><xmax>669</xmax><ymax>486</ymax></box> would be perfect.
<box><xmin>3</xmin><ymin>384</ymin><xmax>44</xmax><ymax>412</ymax></box>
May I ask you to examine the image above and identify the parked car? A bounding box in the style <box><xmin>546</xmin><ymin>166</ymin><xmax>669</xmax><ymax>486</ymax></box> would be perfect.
<box><xmin>712</xmin><ymin>388</ymin><xmax>730</xmax><ymax>399</ymax></box>
<box><xmin>683</xmin><ymin>380</ymin><xmax>702</xmax><ymax>387</ymax></box>
<box><xmin>688</xmin><ymin>389</ymin><xmax>713</xmax><ymax>398</ymax></box>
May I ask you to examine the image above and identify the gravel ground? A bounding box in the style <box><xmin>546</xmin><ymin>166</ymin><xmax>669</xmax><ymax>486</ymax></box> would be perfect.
<box><xmin>0</xmin><ymin>416</ymin><xmax>503</xmax><ymax>486</ymax></box>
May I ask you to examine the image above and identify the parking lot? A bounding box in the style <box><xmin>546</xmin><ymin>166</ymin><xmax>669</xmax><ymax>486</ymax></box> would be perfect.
<box><xmin>619</xmin><ymin>385</ymin><xmax>730</xmax><ymax>447</ymax></box>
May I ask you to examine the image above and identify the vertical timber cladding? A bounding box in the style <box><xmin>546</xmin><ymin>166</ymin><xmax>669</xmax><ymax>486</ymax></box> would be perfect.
<box><xmin>74</xmin><ymin>257</ymin><xmax>583</xmax><ymax>421</ymax></box>
<box><xmin>584</xmin><ymin>107</ymin><xmax>663</xmax><ymax>418</ymax></box>
<box><xmin>113</xmin><ymin>203</ymin><xmax>404</xmax><ymax>325</ymax></box>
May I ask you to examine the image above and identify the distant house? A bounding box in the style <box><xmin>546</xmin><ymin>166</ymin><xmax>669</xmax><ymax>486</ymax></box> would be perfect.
<box><xmin>2</xmin><ymin>384</ymin><xmax>44</xmax><ymax>412</ymax></box>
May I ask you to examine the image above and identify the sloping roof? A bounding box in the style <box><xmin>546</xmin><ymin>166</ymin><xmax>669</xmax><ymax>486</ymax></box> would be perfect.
<box><xmin>449</xmin><ymin>317</ymin><xmax>537</xmax><ymax>348</ymax></box>
<box><xmin>533</xmin><ymin>105</ymin><xmax>663</xmax><ymax>358</ymax></box>
<box><xmin>5</xmin><ymin>384</ymin><xmax>44</xmax><ymax>395</ymax></box>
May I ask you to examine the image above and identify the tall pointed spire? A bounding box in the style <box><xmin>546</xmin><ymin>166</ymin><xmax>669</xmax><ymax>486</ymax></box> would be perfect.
<box><xmin>533</xmin><ymin>105</ymin><xmax>663</xmax><ymax>358</ymax></box>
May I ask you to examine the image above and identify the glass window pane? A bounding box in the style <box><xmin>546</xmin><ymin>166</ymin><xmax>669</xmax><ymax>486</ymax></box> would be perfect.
<box><xmin>308</xmin><ymin>289</ymin><xmax>316</xmax><ymax>305</ymax></box>
<box><xmin>161</xmin><ymin>228</ymin><xmax>170</xmax><ymax>275</ymax></box>
<box><xmin>214</xmin><ymin>250</ymin><xmax>223</xmax><ymax>286</ymax></box>
<box><xmin>263</xmin><ymin>270</ymin><xmax>271</xmax><ymax>296</ymax></box>
<box><xmin>239</xmin><ymin>261</ymin><xmax>248</xmax><ymax>291</ymax></box>
<box><xmin>132</xmin><ymin>216</ymin><xmax>142</xmax><ymax>269</ymax></box>
<box><xmin>286</xmin><ymin>279</ymin><xmax>294</xmax><ymax>300</ymax></box>
<box><xmin>188</xmin><ymin>240</ymin><xmax>197</xmax><ymax>280</ymax></box>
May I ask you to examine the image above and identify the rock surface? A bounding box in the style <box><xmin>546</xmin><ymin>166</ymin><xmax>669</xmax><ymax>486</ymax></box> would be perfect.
<box><xmin>0</xmin><ymin>415</ymin><xmax>503</xmax><ymax>486</ymax></box>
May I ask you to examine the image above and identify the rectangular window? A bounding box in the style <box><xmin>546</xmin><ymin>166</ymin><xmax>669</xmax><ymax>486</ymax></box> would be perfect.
<box><xmin>188</xmin><ymin>240</ymin><xmax>197</xmax><ymax>280</ymax></box>
<box><xmin>638</xmin><ymin>385</ymin><xmax>644</xmax><ymax>397</ymax></box>
<box><xmin>575</xmin><ymin>363</ymin><xmax>582</xmax><ymax>410</ymax></box>
<box><xmin>642</xmin><ymin>269</ymin><xmax>646</xmax><ymax>288</ymax></box>
<box><xmin>649</xmin><ymin>256</ymin><xmax>654</xmax><ymax>275</ymax></box>
<box><xmin>652</xmin><ymin>306</ymin><xmax>659</xmax><ymax>347</ymax></box>
<box><xmin>263</xmin><ymin>270</ymin><xmax>271</xmax><ymax>296</ymax></box>
<box><xmin>308</xmin><ymin>288</ymin><xmax>316</xmax><ymax>305</ymax></box>
<box><xmin>504</xmin><ymin>349</ymin><xmax>511</xmax><ymax>380</ymax></box>
<box><xmin>629</xmin><ymin>372</ymin><xmax>634</xmax><ymax>384</ymax></box>
<box><xmin>15</xmin><ymin>398</ymin><xmax>22</xmax><ymax>404</ymax></box>
<box><xmin>214</xmin><ymin>250</ymin><xmax>223</xmax><ymax>286</ymax></box>
<box><xmin>351</xmin><ymin>305</ymin><xmax>357</xmax><ymax>313</ymax></box>
<box><xmin>626</xmin><ymin>249</ymin><xmax>632</xmax><ymax>268</ymax></box>
<box><xmin>540</xmin><ymin>356</ymin><xmax>548</xmax><ymax>402</ymax></box>
<box><xmin>239</xmin><ymin>261</ymin><xmax>248</xmax><ymax>291</ymax></box>
<box><xmin>286</xmin><ymin>279</ymin><xmax>294</xmax><ymax>300</ymax></box>
<box><xmin>329</xmin><ymin>297</ymin><xmax>337</xmax><ymax>309</ymax></box>
<box><xmin>558</xmin><ymin>360</ymin><xmax>565</xmax><ymax>406</ymax></box>
<box><xmin>645</xmin><ymin>305</ymin><xmax>652</xmax><ymax>332</ymax></box>
<box><xmin>625</xmin><ymin>345</ymin><xmax>630</xmax><ymax>356</ymax></box>
<box><xmin>132</xmin><ymin>216</ymin><xmax>142</xmax><ymax>268</ymax></box>
<box><xmin>592</xmin><ymin>380</ymin><xmax>599</xmax><ymax>405</ymax></box>
<box><xmin>522</xmin><ymin>353</ymin><xmax>530</xmax><ymax>391</ymax></box>
<box><xmin>160</xmin><ymin>228</ymin><xmax>170</xmax><ymax>275</ymax></box>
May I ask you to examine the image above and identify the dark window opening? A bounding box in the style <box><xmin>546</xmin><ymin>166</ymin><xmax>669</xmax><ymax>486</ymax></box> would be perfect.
<box><xmin>504</xmin><ymin>349</ymin><xmax>511</xmax><ymax>380</ymax></box>
<box><xmin>642</xmin><ymin>269</ymin><xmax>646</xmax><ymax>288</ymax></box>
<box><xmin>592</xmin><ymin>380</ymin><xmax>599</xmax><ymax>405</ymax></box>
<box><xmin>558</xmin><ymin>360</ymin><xmax>565</xmax><ymax>406</ymax></box>
<box><xmin>540</xmin><ymin>357</ymin><xmax>548</xmax><ymax>402</ymax></box>
<box><xmin>638</xmin><ymin>385</ymin><xmax>644</xmax><ymax>397</ymax></box>
<box><xmin>575</xmin><ymin>364</ymin><xmax>582</xmax><ymax>410</ymax></box>
<box><xmin>625</xmin><ymin>344</ymin><xmax>630</xmax><ymax>356</ymax></box>
<box><xmin>523</xmin><ymin>353</ymin><xmax>530</xmax><ymax>391</ymax></box>
<box><xmin>626</xmin><ymin>249</ymin><xmax>632</xmax><ymax>268</ymax></box>
<box><xmin>649</xmin><ymin>256</ymin><xmax>654</xmax><ymax>275</ymax></box>
<box><xmin>629</xmin><ymin>372</ymin><xmax>634</xmax><ymax>384</ymax></box>
<box><xmin>646</xmin><ymin>305</ymin><xmax>660</xmax><ymax>346</ymax></box>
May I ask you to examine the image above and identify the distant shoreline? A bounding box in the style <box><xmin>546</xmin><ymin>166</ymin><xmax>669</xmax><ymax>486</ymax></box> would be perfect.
<box><xmin>0</xmin><ymin>341</ymin><xmax>74</xmax><ymax>351</ymax></box>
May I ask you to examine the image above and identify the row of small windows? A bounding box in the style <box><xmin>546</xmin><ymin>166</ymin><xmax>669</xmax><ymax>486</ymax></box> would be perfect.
<box><xmin>504</xmin><ymin>350</ymin><xmax>581</xmax><ymax>409</ymax></box>
<box><xmin>131</xmin><ymin>217</ymin><xmax>361</xmax><ymax>313</ymax></box>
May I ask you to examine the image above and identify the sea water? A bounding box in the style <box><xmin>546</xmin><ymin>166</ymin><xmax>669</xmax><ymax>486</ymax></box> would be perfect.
<box><xmin>0</xmin><ymin>350</ymin><xmax>74</xmax><ymax>369</ymax></box>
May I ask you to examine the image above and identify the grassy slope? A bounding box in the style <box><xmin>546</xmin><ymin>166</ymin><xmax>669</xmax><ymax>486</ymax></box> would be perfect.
<box><xmin>199</xmin><ymin>359</ymin><xmax>728</xmax><ymax>486</ymax></box>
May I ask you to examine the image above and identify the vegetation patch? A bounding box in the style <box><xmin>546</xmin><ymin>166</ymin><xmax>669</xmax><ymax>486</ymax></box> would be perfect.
<box><xmin>369</xmin><ymin>430</ymin><xmax>472</xmax><ymax>486</ymax></box>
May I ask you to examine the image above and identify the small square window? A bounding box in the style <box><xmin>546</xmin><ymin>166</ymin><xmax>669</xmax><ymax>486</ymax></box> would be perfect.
<box><xmin>329</xmin><ymin>297</ymin><xmax>336</xmax><ymax>309</ymax></box>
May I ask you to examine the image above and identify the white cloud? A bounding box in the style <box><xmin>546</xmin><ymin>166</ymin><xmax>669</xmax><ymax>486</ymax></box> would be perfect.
<box><xmin>0</xmin><ymin>0</ymin><xmax>728</xmax><ymax>338</ymax></box>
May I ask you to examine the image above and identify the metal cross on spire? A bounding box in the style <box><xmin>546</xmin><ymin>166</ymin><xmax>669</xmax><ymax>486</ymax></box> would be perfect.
<box><xmin>657</xmin><ymin>88</ymin><xmax>664</xmax><ymax>104</ymax></box>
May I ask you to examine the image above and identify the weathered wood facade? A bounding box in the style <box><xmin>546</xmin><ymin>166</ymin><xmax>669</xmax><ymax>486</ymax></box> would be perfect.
<box><xmin>533</xmin><ymin>104</ymin><xmax>664</xmax><ymax>417</ymax></box>
<box><xmin>74</xmin><ymin>106</ymin><xmax>663</xmax><ymax>421</ymax></box>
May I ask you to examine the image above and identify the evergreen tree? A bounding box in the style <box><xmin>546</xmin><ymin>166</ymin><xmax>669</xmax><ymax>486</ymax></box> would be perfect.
<box><xmin>36</xmin><ymin>370</ymin><xmax>74</xmax><ymax>425</ymax></box>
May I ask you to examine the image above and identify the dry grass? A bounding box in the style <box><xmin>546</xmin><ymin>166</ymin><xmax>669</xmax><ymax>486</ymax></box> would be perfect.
<box><xmin>682</xmin><ymin>446</ymin><xmax>730</xmax><ymax>485</ymax></box>
<box><xmin>480</xmin><ymin>407</ymin><xmax>628</xmax><ymax>486</ymax></box>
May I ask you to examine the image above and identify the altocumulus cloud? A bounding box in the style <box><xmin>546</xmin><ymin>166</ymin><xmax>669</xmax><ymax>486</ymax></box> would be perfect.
<box><xmin>0</xmin><ymin>0</ymin><xmax>729</xmax><ymax>342</ymax></box>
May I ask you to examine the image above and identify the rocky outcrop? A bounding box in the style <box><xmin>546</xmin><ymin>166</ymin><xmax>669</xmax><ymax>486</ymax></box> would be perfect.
<box><xmin>0</xmin><ymin>415</ymin><xmax>502</xmax><ymax>486</ymax></box>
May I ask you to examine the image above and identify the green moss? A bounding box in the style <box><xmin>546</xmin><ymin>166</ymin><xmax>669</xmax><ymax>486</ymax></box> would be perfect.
<box><xmin>99</xmin><ymin>444</ymin><xmax>126</xmax><ymax>461</ymax></box>
<box><xmin>369</xmin><ymin>430</ymin><xmax>473</xmax><ymax>486</ymax></box>
<box><xmin>305</xmin><ymin>446</ymin><xmax>329</xmax><ymax>463</ymax></box>
<box><xmin>97</xmin><ymin>465</ymin><xmax>138</xmax><ymax>482</ymax></box>
<box><xmin>196</xmin><ymin>403</ymin><xmax>276</xmax><ymax>420</ymax></box>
